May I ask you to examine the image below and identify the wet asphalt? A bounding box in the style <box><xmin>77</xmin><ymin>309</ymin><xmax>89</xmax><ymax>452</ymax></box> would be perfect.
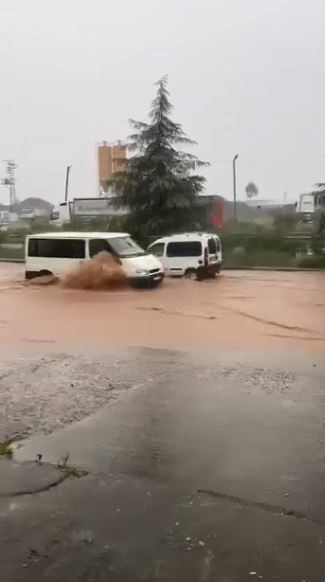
<box><xmin>1</xmin><ymin>347</ymin><xmax>325</xmax><ymax>581</ymax></box>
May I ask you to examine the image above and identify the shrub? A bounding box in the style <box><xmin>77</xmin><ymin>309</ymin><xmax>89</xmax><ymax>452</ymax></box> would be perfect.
<box><xmin>296</xmin><ymin>255</ymin><xmax>325</xmax><ymax>268</ymax></box>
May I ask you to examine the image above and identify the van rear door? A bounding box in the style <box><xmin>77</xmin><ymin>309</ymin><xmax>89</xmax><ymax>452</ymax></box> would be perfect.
<box><xmin>206</xmin><ymin>236</ymin><xmax>222</xmax><ymax>265</ymax></box>
<box><xmin>207</xmin><ymin>237</ymin><xmax>218</xmax><ymax>264</ymax></box>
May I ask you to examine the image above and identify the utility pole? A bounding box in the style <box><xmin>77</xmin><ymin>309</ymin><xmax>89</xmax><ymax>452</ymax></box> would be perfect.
<box><xmin>2</xmin><ymin>159</ymin><xmax>18</xmax><ymax>209</ymax></box>
<box><xmin>232</xmin><ymin>154</ymin><xmax>239</xmax><ymax>222</ymax></box>
<box><xmin>64</xmin><ymin>165</ymin><xmax>72</xmax><ymax>202</ymax></box>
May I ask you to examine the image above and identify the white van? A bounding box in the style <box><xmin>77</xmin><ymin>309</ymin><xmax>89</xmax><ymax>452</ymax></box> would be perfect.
<box><xmin>25</xmin><ymin>232</ymin><xmax>164</xmax><ymax>286</ymax></box>
<box><xmin>148</xmin><ymin>233</ymin><xmax>222</xmax><ymax>280</ymax></box>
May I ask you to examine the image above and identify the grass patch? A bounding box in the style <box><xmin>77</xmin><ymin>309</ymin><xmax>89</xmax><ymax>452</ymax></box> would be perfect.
<box><xmin>223</xmin><ymin>250</ymin><xmax>296</xmax><ymax>269</ymax></box>
<box><xmin>56</xmin><ymin>453</ymin><xmax>88</xmax><ymax>479</ymax></box>
<box><xmin>0</xmin><ymin>245</ymin><xmax>24</xmax><ymax>261</ymax></box>
<box><xmin>0</xmin><ymin>441</ymin><xmax>13</xmax><ymax>457</ymax></box>
<box><xmin>60</xmin><ymin>465</ymin><xmax>89</xmax><ymax>479</ymax></box>
<box><xmin>296</xmin><ymin>255</ymin><xmax>325</xmax><ymax>268</ymax></box>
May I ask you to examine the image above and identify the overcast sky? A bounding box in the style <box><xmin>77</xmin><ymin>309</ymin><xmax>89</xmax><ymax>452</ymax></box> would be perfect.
<box><xmin>0</xmin><ymin>0</ymin><xmax>324</xmax><ymax>204</ymax></box>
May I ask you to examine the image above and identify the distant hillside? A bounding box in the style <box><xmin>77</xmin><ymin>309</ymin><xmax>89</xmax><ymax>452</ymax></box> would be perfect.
<box><xmin>0</xmin><ymin>197</ymin><xmax>53</xmax><ymax>213</ymax></box>
<box><xmin>17</xmin><ymin>197</ymin><xmax>53</xmax><ymax>212</ymax></box>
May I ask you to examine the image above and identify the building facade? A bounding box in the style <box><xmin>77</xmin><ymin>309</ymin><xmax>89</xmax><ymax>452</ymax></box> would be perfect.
<box><xmin>97</xmin><ymin>141</ymin><xmax>127</xmax><ymax>195</ymax></box>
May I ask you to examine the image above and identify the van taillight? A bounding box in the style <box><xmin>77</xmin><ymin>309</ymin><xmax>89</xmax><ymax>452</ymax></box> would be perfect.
<box><xmin>204</xmin><ymin>247</ymin><xmax>209</xmax><ymax>266</ymax></box>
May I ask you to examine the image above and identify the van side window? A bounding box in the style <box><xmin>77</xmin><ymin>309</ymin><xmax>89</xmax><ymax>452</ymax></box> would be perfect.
<box><xmin>149</xmin><ymin>243</ymin><xmax>165</xmax><ymax>257</ymax></box>
<box><xmin>166</xmin><ymin>241</ymin><xmax>202</xmax><ymax>257</ymax></box>
<box><xmin>208</xmin><ymin>238</ymin><xmax>217</xmax><ymax>254</ymax></box>
<box><xmin>89</xmin><ymin>239</ymin><xmax>113</xmax><ymax>257</ymax></box>
<box><xmin>28</xmin><ymin>238</ymin><xmax>85</xmax><ymax>259</ymax></box>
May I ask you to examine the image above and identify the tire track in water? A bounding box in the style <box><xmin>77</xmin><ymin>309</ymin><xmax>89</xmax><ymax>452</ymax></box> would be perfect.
<box><xmin>265</xmin><ymin>333</ymin><xmax>325</xmax><ymax>342</ymax></box>
<box><xmin>138</xmin><ymin>305</ymin><xmax>319</xmax><ymax>337</ymax></box>
<box><xmin>137</xmin><ymin>307</ymin><xmax>218</xmax><ymax>321</ymax></box>
<box><xmin>223</xmin><ymin>306</ymin><xmax>315</xmax><ymax>334</ymax></box>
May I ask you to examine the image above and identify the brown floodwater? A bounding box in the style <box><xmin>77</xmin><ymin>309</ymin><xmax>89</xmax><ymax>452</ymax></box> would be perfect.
<box><xmin>0</xmin><ymin>264</ymin><xmax>325</xmax><ymax>353</ymax></box>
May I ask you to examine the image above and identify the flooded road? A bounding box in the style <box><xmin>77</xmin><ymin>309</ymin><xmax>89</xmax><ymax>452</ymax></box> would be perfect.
<box><xmin>0</xmin><ymin>263</ymin><xmax>324</xmax><ymax>353</ymax></box>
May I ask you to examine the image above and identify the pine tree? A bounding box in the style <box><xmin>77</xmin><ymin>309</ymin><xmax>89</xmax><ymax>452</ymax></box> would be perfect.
<box><xmin>109</xmin><ymin>77</ymin><xmax>208</xmax><ymax>237</ymax></box>
<box><xmin>245</xmin><ymin>181</ymin><xmax>259</xmax><ymax>199</ymax></box>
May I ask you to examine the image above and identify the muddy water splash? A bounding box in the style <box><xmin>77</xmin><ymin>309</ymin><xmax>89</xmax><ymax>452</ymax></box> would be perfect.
<box><xmin>27</xmin><ymin>275</ymin><xmax>59</xmax><ymax>286</ymax></box>
<box><xmin>62</xmin><ymin>252</ymin><xmax>126</xmax><ymax>290</ymax></box>
<box><xmin>25</xmin><ymin>252</ymin><xmax>127</xmax><ymax>290</ymax></box>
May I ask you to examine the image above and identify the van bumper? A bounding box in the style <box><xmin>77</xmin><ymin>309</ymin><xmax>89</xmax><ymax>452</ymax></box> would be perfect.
<box><xmin>130</xmin><ymin>272</ymin><xmax>165</xmax><ymax>287</ymax></box>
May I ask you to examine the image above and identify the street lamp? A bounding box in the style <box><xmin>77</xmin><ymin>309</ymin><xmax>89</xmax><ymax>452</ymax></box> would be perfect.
<box><xmin>232</xmin><ymin>154</ymin><xmax>239</xmax><ymax>222</ymax></box>
<box><xmin>64</xmin><ymin>165</ymin><xmax>72</xmax><ymax>203</ymax></box>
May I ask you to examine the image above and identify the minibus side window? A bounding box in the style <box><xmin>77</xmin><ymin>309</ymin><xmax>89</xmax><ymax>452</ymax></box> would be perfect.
<box><xmin>89</xmin><ymin>239</ymin><xmax>113</xmax><ymax>257</ymax></box>
<box><xmin>28</xmin><ymin>238</ymin><xmax>85</xmax><ymax>259</ymax></box>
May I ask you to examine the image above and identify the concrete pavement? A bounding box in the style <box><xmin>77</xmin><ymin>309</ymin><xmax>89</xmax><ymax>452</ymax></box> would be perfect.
<box><xmin>0</xmin><ymin>459</ymin><xmax>63</xmax><ymax>496</ymax></box>
<box><xmin>1</xmin><ymin>347</ymin><xmax>325</xmax><ymax>581</ymax></box>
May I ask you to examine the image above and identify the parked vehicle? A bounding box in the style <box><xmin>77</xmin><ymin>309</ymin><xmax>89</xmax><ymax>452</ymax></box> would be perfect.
<box><xmin>25</xmin><ymin>232</ymin><xmax>164</xmax><ymax>286</ymax></box>
<box><xmin>50</xmin><ymin>197</ymin><xmax>128</xmax><ymax>226</ymax></box>
<box><xmin>148</xmin><ymin>233</ymin><xmax>222</xmax><ymax>280</ymax></box>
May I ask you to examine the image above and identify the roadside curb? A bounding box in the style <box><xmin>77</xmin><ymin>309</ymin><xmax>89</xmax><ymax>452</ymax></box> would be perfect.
<box><xmin>0</xmin><ymin>258</ymin><xmax>24</xmax><ymax>263</ymax></box>
<box><xmin>223</xmin><ymin>266</ymin><xmax>325</xmax><ymax>272</ymax></box>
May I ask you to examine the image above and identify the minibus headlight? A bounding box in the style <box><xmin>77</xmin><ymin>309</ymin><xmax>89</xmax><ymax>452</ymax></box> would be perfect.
<box><xmin>135</xmin><ymin>269</ymin><xmax>149</xmax><ymax>275</ymax></box>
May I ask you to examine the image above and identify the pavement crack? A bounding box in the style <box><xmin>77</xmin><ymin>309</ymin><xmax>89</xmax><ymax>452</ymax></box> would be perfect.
<box><xmin>198</xmin><ymin>489</ymin><xmax>322</xmax><ymax>524</ymax></box>
<box><xmin>0</xmin><ymin>476</ymin><xmax>66</xmax><ymax>498</ymax></box>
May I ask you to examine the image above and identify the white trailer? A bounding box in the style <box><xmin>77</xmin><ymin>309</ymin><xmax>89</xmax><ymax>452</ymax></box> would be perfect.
<box><xmin>50</xmin><ymin>197</ymin><xmax>128</xmax><ymax>226</ymax></box>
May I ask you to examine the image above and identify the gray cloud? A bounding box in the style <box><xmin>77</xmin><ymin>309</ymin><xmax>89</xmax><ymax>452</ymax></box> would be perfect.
<box><xmin>0</xmin><ymin>0</ymin><xmax>324</xmax><ymax>204</ymax></box>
